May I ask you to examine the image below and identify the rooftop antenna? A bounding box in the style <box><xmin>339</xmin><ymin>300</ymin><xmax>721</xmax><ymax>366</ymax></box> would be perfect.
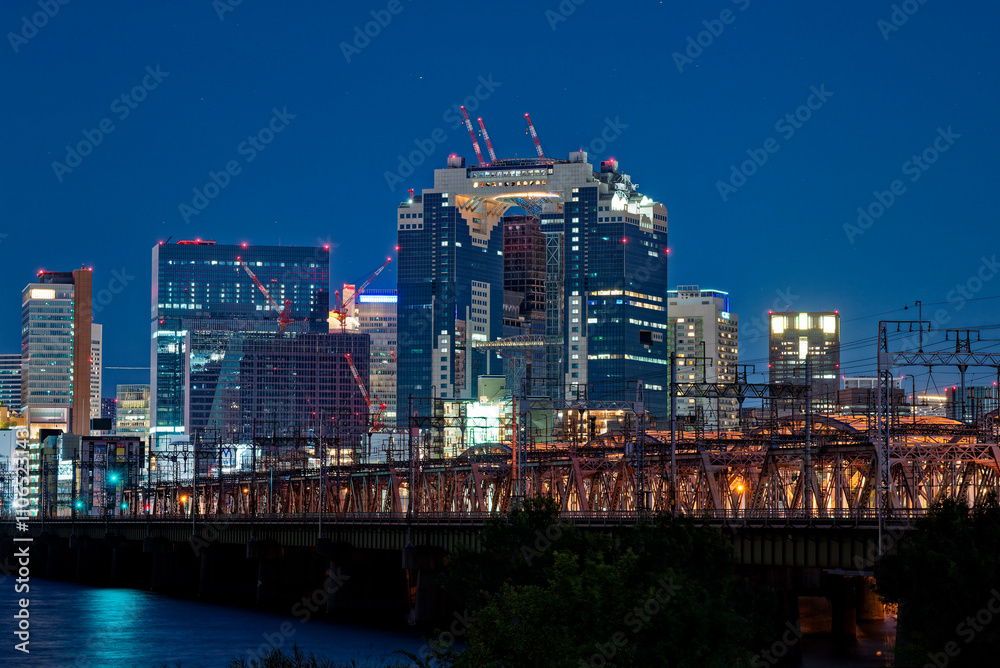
<box><xmin>459</xmin><ymin>106</ymin><xmax>486</xmax><ymax>166</ymax></box>
<box><xmin>524</xmin><ymin>113</ymin><xmax>545</xmax><ymax>158</ymax></box>
<box><xmin>477</xmin><ymin>117</ymin><xmax>497</xmax><ymax>163</ymax></box>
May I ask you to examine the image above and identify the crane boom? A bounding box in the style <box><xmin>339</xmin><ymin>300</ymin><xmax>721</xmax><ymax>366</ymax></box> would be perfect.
<box><xmin>333</xmin><ymin>258</ymin><xmax>391</xmax><ymax>331</ymax></box>
<box><xmin>238</xmin><ymin>256</ymin><xmax>292</xmax><ymax>330</ymax></box>
<box><xmin>477</xmin><ymin>117</ymin><xmax>497</xmax><ymax>163</ymax></box>
<box><xmin>524</xmin><ymin>113</ymin><xmax>545</xmax><ymax>158</ymax></box>
<box><xmin>460</xmin><ymin>106</ymin><xmax>486</xmax><ymax>166</ymax></box>
<box><xmin>346</xmin><ymin>353</ymin><xmax>385</xmax><ymax>428</ymax></box>
<box><xmin>345</xmin><ymin>353</ymin><xmax>371</xmax><ymax>406</ymax></box>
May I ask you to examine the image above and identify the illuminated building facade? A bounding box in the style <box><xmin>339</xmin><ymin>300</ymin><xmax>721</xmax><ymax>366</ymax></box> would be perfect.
<box><xmin>0</xmin><ymin>354</ymin><xmax>21</xmax><ymax>416</ymax></box>
<box><xmin>768</xmin><ymin>311</ymin><xmax>840</xmax><ymax>413</ymax></box>
<box><xmin>397</xmin><ymin>151</ymin><xmax>669</xmax><ymax>418</ymax></box>
<box><xmin>21</xmin><ymin>269</ymin><xmax>93</xmax><ymax>438</ymax></box>
<box><xmin>90</xmin><ymin>323</ymin><xmax>103</xmax><ymax>423</ymax></box>
<box><xmin>150</xmin><ymin>241</ymin><xmax>332</xmax><ymax>446</ymax></box>
<box><xmin>115</xmin><ymin>384</ymin><xmax>150</xmax><ymax>442</ymax></box>
<box><xmin>355</xmin><ymin>290</ymin><xmax>397</xmax><ymax>425</ymax></box>
<box><xmin>946</xmin><ymin>385</ymin><xmax>998</xmax><ymax>424</ymax></box>
<box><xmin>667</xmin><ymin>286</ymin><xmax>739</xmax><ymax>430</ymax></box>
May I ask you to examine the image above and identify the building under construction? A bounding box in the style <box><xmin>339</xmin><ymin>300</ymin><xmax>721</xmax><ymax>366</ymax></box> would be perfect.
<box><xmin>396</xmin><ymin>112</ymin><xmax>670</xmax><ymax>422</ymax></box>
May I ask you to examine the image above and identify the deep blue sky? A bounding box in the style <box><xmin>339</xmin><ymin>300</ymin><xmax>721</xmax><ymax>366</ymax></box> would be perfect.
<box><xmin>2</xmin><ymin>1</ymin><xmax>999</xmax><ymax>397</ymax></box>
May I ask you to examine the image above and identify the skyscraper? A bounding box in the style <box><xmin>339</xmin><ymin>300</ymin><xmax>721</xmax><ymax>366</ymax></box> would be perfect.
<box><xmin>768</xmin><ymin>311</ymin><xmax>840</xmax><ymax>413</ymax></box>
<box><xmin>0</xmin><ymin>354</ymin><xmax>21</xmax><ymax>416</ymax></box>
<box><xmin>21</xmin><ymin>269</ymin><xmax>92</xmax><ymax>437</ymax></box>
<box><xmin>150</xmin><ymin>240</ymin><xmax>368</xmax><ymax>447</ymax></box>
<box><xmin>115</xmin><ymin>384</ymin><xmax>151</xmax><ymax>442</ymax></box>
<box><xmin>355</xmin><ymin>289</ymin><xmax>397</xmax><ymax>425</ymax></box>
<box><xmin>397</xmin><ymin>151</ymin><xmax>669</xmax><ymax>416</ymax></box>
<box><xmin>667</xmin><ymin>286</ymin><xmax>739</xmax><ymax>431</ymax></box>
<box><xmin>90</xmin><ymin>323</ymin><xmax>103</xmax><ymax>423</ymax></box>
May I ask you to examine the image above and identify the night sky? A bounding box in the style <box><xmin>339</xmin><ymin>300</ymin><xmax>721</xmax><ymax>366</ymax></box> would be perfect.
<box><xmin>2</xmin><ymin>1</ymin><xmax>998</xmax><ymax>397</ymax></box>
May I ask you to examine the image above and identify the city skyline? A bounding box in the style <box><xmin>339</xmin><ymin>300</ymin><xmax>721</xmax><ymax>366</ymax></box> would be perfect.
<box><xmin>3</xmin><ymin>2</ymin><xmax>999</xmax><ymax>397</ymax></box>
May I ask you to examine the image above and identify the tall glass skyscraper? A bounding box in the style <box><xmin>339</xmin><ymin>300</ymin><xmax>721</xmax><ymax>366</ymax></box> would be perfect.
<box><xmin>397</xmin><ymin>152</ymin><xmax>670</xmax><ymax>419</ymax></box>
<box><xmin>150</xmin><ymin>241</ymin><xmax>362</xmax><ymax>447</ymax></box>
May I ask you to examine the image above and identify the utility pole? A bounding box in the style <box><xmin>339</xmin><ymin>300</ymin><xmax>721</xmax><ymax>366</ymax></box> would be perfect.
<box><xmin>670</xmin><ymin>352</ymin><xmax>678</xmax><ymax>516</ymax></box>
<box><xmin>804</xmin><ymin>358</ymin><xmax>812</xmax><ymax>520</ymax></box>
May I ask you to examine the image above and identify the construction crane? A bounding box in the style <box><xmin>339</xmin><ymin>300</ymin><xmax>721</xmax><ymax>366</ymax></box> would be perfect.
<box><xmin>477</xmin><ymin>117</ymin><xmax>498</xmax><ymax>163</ymax></box>
<box><xmin>237</xmin><ymin>256</ymin><xmax>293</xmax><ymax>331</ymax></box>
<box><xmin>346</xmin><ymin>353</ymin><xmax>385</xmax><ymax>428</ymax></box>
<box><xmin>332</xmin><ymin>258</ymin><xmax>391</xmax><ymax>332</ymax></box>
<box><xmin>460</xmin><ymin>106</ymin><xmax>487</xmax><ymax>166</ymax></box>
<box><xmin>524</xmin><ymin>113</ymin><xmax>545</xmax><ymax>158</ymax></box>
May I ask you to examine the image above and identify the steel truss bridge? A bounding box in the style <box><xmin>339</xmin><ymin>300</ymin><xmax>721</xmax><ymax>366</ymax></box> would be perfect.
<box><xmin>124</xmin><ymin>412</ymin><xmax>1000</xmax><ymax>526</ymax></box>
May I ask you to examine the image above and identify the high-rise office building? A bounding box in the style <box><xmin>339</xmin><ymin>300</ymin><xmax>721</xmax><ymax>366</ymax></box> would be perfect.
<box><xmin>0</xmin><ymin>354</ymin><xmax>21</xmax><ymax>416</ymax></box>
<box><xmin>397</xmin><ymin>151</ymin><xmax>669</xmax><ymax>416</ymax></box>
<box><xmin>768</xmin><ymin>311</ymin><xmax>840</xmax><ymax>413</ymax></box>
<box><xmin>90</xmin><ymin>323</ymin><xmax>103</xmax><ymax>422</ymax></box>
<box><xmin>502</xmin><ymin>215</ymin><xmax>548</xmax><ymax>395</ymax></box>
<box><xmin>115</xmin><ymin>384</ymin><xmax>151</xmax><ymax>442</ymax></box>
<box><xmin>149</xmin><ymin>240</ymin><xmax>370</xmax><ymax>446</ymax></box>
<box><xmin>101</xmin><ymin>397</ymin><xmax>117</xmax><ymax>426</ymax></box>
<box><xmin>21</xmin><ymin>269</ymin><xmax>92</xmax><ymax>437</ymax></box>
<box><xmin>946</xmin><ymin>385</ymin><xmax>998</xmax><ymax>424</ymax></box>
<box><xmin>355</xmin><ymin>289</ymin><xmax>397</xmax><ymax>425</ymax></box>
<box><xmin>667</xmin><ymin>286</ymin><xmax>739</xmax><ymax>431</ymax></box>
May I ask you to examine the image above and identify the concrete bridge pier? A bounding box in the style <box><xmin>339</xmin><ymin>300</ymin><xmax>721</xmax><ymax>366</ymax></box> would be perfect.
<box><xmin>829</xmin><ymin>575</ymin><xmax>858</xmax><ymax>639</ymax></box>
<box><xmin>403</xmin><ymin>543</ymin><xmax>444</xmax><ymax>624</ymax></box>
<box><xmin>857</xmin><ymin>576</ymin><xmax>884</xmax><ymax>621</ymax></box>
<box><xmin>246</xmin><ymin>538</ymin><xmax>283</xmax><ymax>606</ymax></box>
<box><xmin>318</xmin><ymin>540</ymin><xmax>355</xmax><ymax>614</ymax></box>
<box><xmin>74</xmin><ymin>535</ymin><xmax>113</xmax><ymax>584</ymax></box>
<box><xmin>42</xmin><ymin>534</ymin><xmax>68</xmax><ymax>580</ymax></box>
<box><xmin>145</xmin><ymin>536</ymin><xmax>180</xmax><ymax>593</ymax></box>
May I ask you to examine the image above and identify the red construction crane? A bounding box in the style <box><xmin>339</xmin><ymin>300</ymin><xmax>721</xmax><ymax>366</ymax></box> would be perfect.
<box><xmin>524</xmin><ymin>113</ymin><xmax>545</xmax><ymax>159</ymax></box>
<box><xmin>477</xmin><ymin>117</ymin><xmax>497</xmax><ymax>163</ymax></box>
<box><xmin>346</xmin><ymin>353</ymin><xmax>385</xmax><ymax>428</ymax></box>
<box><xmin>332</xmin><ymin>258</ymin><xmax>392</xmax><ymax>332</ymax></box>
<box><xmin>237</xmin><ymin>256</ymin><xmax>292</xmax><ymax>331</ymax></box>
<box><xmin>460</xmin><ymin>105</ymin><xmax>486</xmax><ymax>166</ymax></box>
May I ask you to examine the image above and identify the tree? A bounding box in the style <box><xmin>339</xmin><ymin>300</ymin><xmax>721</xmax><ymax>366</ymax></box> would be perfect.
<box><xmin>439</xmin><ymin>497</ymin><xmax>777</xmax><ymax>667</ymax></box>
<box><xmin>875</xmin><ymin>496</ymin><xmax>1000</xmax><ymax>666</ymax></box>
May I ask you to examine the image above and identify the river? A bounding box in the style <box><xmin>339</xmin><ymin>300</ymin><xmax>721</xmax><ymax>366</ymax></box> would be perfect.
<box><xmin>1</xmin><ymin>579</ymin><xmax>895</xmax><ymax>666</ymax></box>
<box><xmin>1</xmin><ymin>579</ymin><xmax>423</xmax><ymax>667</ymax></box>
